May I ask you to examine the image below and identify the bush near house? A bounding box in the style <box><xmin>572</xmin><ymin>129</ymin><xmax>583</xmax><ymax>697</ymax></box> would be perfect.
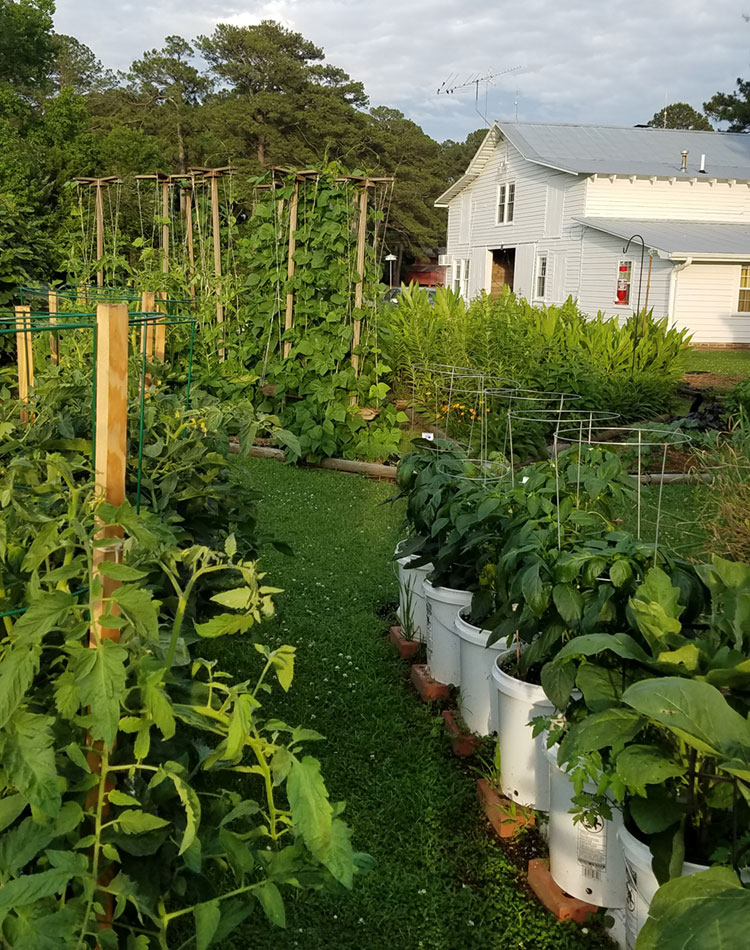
<box><xmin>382</xmin><ymin>285</ymin><xmax>688</xmax><ymax>425</ymax></box>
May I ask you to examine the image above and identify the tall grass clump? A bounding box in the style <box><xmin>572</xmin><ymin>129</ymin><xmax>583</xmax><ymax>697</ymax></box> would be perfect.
<box><xmin>382</xmin><ymin>285</ymin><xmax>690</xmax><ymax>421</ymax></box>
<box><xmin>699</xmin><ymin>416</ymin><xmax>750</xmax><ymax>561</ymax></box>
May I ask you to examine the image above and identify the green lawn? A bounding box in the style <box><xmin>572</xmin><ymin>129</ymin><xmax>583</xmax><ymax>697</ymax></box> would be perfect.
<box><xmin>682</xmin><ymin>347</ymin><xmax>750</xmax><ymax>378</ymax></box>
<box><xmin>615</xmin><ymin>482</ymin><xmax>709</xmax><ymax>558</ymax></box>
<box><xmin>208</xmin><ymin>459</ymin><xmax>613</xmax><ymax>950</ymax></box>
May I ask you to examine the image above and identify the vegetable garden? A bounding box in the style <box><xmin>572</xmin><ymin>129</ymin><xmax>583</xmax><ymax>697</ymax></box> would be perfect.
<box><xmin>2</xmin><ymin>159</ymin><xmax>750</xmax><ymax>949</ymax></box>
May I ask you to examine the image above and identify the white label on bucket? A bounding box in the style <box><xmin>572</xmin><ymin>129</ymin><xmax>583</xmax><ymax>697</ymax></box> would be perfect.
<box><xmin>577</xmin><ymin>816</ymin><xmax>607</xmax><ymax>872</ymax></box>
<box><xmin>421</xmin><ymin>432</ymin><xmax>434</xmax><ymax>441</ymax></box>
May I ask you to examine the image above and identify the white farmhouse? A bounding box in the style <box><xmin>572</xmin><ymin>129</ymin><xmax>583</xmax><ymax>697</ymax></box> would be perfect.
<box><xmin>436</xmin><ymin>122</ymin><xmax>750</xmax><ymax>343</ymax></box>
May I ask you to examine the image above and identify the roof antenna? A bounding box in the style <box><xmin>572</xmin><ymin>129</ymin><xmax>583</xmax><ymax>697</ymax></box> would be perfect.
<box><xmin>437</xmin><ymin>65</ymin><xmax>523</xmax><ymax>126</ymax></box>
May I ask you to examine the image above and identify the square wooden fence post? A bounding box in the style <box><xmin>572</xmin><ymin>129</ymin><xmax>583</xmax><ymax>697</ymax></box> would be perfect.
<box><xmin>154</xmin><ymin>290</ymin><xmax>167</xmax><ymax>364</ymax></box>
<box><xmin>91</xmin><ymin>302</ymin><xmax>129</xmax><ymax>647</ymax></box>
<box><xmin>14</xmin><ymin>306</ymin><xmax>34</xmax><ymax>422</ymax></box>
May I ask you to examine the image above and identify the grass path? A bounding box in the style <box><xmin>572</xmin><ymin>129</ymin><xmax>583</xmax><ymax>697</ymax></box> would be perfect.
<box><xmin>213</xmin><ymin>459</ymin><xmax>610</xmax><ymax>950</ymax></box>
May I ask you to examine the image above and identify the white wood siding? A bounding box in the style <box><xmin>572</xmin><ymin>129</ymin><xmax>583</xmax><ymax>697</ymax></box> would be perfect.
<box><xmin>673</xmin><ymin>262</ymin><xmax>750</xmax><ymax>343</ymax></box>
<box><xmin>446</xmin><ymin>132</ymin><xmax>587</xmax><ymax>303</ymax></box>
<box><xmin>577</xmin><ymin>227</ymin><xmax>672</xmax><ymax>322</ymax></box>
<box><xmin>585</xmin><ymin>176</ymin><xmax>750</xmax><ymax>220</ymax></box>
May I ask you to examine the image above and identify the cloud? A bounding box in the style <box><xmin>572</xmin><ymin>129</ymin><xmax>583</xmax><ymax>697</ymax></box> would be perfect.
<box><xmin>53</xmin><ymin>0</ymin><xmax>750</xmax><ymax>140</ymax></box>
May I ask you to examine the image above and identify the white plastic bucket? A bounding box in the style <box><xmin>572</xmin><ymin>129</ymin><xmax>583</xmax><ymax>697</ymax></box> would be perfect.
<box><xmin>395</xmin><ymin>542</ymin><xmax>431</xmax><ymax>643</ymax></box>
<box><xmin>492</xmin><ymin>655</ymin><xmax>555</xmax><ymax>810</ymax></box>
<box><xmin>545</xmin><ymin>745</ymin><xmax>626</xmax><ymax>909</ymax></box>
<box><xmin>423</xmin><ymin>579</ymin><xmax>472</xmax><ymax>687</ymax></box>
<box><xmin>454</xmin><ymin>612</ymin><xmax>507</xmax><ymax>736</ymax></box>
<box><xmin>619</xmin><ymin>825</ymin><xmax>706</xmax><ymax>949</ymax></box>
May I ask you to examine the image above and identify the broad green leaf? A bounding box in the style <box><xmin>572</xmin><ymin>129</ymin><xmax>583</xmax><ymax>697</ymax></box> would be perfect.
<box><xmin>287</xmin><ymin>756</ymin><xmax>333</xmax><ymax>860</ymax></box>
<box><xmin>552</xmin><ymin>583</ymin><xmax>583</xmax><ymax>625</ymax></box>
<box><xmin>559</xmin><ymin>707</ymin><xmax>643</xmax><ymax>763</ymax></box>
<box><xmin>555</xmin><ymin>632</ymin><xmax>651</xmax><ymax>665</ymax></box>
<box><xmin>629</xmin><ymin>599</ymin><xmax>682</xmax><ymax>654</ymax></box>
<box><xmin>0</xmin><ymin>793</ymin><xmax>26</xmax><ymax>834</ymax></box>
<box><xmin>194</xmin><ymin>900</ymin><xmax>221</xmax><ymax>950</ymax></box>
<box><xmin>210</xmin><ymin>587</ymin><xmax>253</xmax><ymax>610</ymax></box>
<box><xmin>219</xmin><ymin>827</ymin><xmax>255</xmax><ymax>875</ymax></box>
<box><xmin>163</xmin><ymin>765</ymin><xmax>201</xmax><ymax>856</ymax></box>
<box><xmin>0</xmin><ymin>801</ymin><xmax>82</xmax><ymax>876</ymax></box>
<box><xmin>224</xmin><ymin>534</ymin><xmax>237</xmax><ymax>558</ymax></box>
<box><xmin>623</xmin><ymin>677</ymin><xmax>750</xmax><ymax>758</ymax></box>
<box><xmin>0</xmin><ymin>647</ymin><xmax>40</xmax><ymax>730</ymax></box>
<box><xmin>144</xmin><ymin>683</ymin><xmax>176</xmax><ymax>740</ymax></box>
<box><xmin>521</xmin><ymin>562</ymin><xmax>549</xmax><ymax>617</ymax></box>
<box><xmin>637</xmin><ymin>867</ymin><xmax>750</xmax><ymax>950</ymax></box>
<box><xmin>0</xmin><ymin>869</ymin><xmax>72</xmax><ymax>916</ymax></box>
<box><xmin>576</xmin><ymin>662</ymin><xmax>624</xmax><ymax>711</ymax></box>
<box><xmin>111</xmin><ymin>585</ymin><xmax>160</xmax><ymax>641</ymax></box>
<box><xmin>194</xmin><ymin>613</ymin><xmax>256</xmax><ymax>639</ymax></box>
<box><xmin>225</xmin><ymin>694</ymin><xmax>254</xmax><ymax>761</ymax></box>
<box><xmin>610</xmin><ymin>559</ymin><xmax>633</xmax><ymax>588</ymax></box>
<box><xmin>4</xmin><ymin>711</ymin><xmax>60</xmax><ymax>818</ymax></box>
<box><xmin>615</xmin><ymin>744</ymin><xmax>685</xmax><ymax>789</ymax></box>
<box><xmin>8</xmin><ymin>592</ymin><xmax>73</xmax><ymax>648</ymax></box>
<box><xmin>270</xmin><ymin>645</ymin><xmax>295</xmax><ymax>692</ymax></box>
<box><xmin>74</xmin><ymin>639</ymin><xmax>127</xmax><ymax>747</ymax></box>
<box><xmin>655</xmin><ymin>643</ymin><xmax>701</xmax><ymax>672</ymax></box>
<box><xmin>117</xmin><ymin>810</ymin><xmax>171</xmax><ymax>835</ymax></box>
<box><xmin>256</xmin><ymin>880</ymin><xmax>285</xmax><ymax>927</ymax></box>
<box><xmin>96</xmin><ymin>562</ymin><xmax>149</xmax><ymax>581</ymax></box>
<box><xmin>319</xmin><ymin>817</ymin><xmax>356</xmax><ymax>888</ymax></box>
<box><xmin>108</xmin><ymin>790</ymin><xmax>141</xmax><ymax>807</ymax></box>
<box><xmin>630</xmin><ymin>786</ymin><xmax>681</xmax><ymax>835</ymax></box>
<box><xmin>540</xmin><ymin>660</ymin><xmax>576</xmax><ymax>710</ymax></box>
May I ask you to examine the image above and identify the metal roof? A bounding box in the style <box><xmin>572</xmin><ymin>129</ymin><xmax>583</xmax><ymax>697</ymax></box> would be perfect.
<box><xmin>500</xmin><ymin>122</ymin><xmax>750</xmax><ymax>179</ymax></box>
<box><xmin>574</xmin><ymin>217</ymin><xmax>750</xmax><ymax>260</ymax></box>
<box><xmin>434</xmin><ymin>122</ymin><xmax>750</xmax><ymax>207</ymax></box>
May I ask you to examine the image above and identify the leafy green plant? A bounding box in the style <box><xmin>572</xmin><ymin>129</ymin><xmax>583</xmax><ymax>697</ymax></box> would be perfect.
<box><xmin>0</xmin><ymin>474</ymin><xmax>366</xmax><ymax>948</ymax></box>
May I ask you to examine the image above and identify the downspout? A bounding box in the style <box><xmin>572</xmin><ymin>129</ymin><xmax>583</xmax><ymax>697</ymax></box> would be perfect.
<box><xmin>667</xmin><ymin>257</ymin><xmax>692</xmax><ymax>326</ymax></box>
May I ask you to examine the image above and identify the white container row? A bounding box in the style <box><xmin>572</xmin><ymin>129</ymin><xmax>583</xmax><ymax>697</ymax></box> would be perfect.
<box><xmin>395</xmin><ymin>550</ymin><xmax>717</xmax><ymax>947</ymax></box>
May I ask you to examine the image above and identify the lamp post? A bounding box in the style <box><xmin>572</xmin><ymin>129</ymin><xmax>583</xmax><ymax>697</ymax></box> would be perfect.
<box><xmin>385</xmin><ymin>253</ymin><xmax>397</xmax><ymax>288</ymax></box>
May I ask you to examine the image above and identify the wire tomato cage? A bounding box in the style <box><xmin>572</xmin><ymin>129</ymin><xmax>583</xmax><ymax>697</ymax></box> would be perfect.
<box><xmin>554</xmin><ymin>423</ymin><xmax>693</xmax><ymax>557</ymax></box>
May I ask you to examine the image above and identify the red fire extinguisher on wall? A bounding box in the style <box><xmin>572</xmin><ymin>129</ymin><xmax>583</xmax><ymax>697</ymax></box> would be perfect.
<box><xmin>616</xmin><ymin>264</ymin><xmax>629</xmax><ymax>304</ymax></box>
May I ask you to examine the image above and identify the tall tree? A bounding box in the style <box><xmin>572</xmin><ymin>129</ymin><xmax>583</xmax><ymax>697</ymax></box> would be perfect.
<box><xmin>51</xmin><ymin>34</ymin><xmax>114</xmax><ymax>95</ymax></box>
<box><xmin>126</xmin><ymin>36</ymin><xmax>210</xmax><ymax>172</ymax></box>
<box><xmin>704</xmin><ymin>79</ymin><xmax>750</xmax><ymax>131</ymax></box>
<box><xmin>0</xmin><ymin>0</ymin><xmax>55</xmax><ymax>92</ymax></box>
<box><xmin>197</xmin><ymin>20</ymin><xmax>366</xmax><ymax>167</ymax></box>
<box><xmin>646</xmin><ymin>102</ymin><xmax>712</xmax><ymax>130</ymax></box>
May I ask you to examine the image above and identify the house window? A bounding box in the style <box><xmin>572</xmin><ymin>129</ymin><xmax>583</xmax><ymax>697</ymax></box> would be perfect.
<box><xmin>497</xmin><ymin>182</ymin><xmax>515</xmax><ymax>224</ymax></box>
<box><xmin>452</xmin><ymin>259</ymin><xmax>470</xmax><ymax>298</ymax></box>
<box><xmin>535</xmin><ymin>255</ymin><xmax>548</xmax><ymax>299</ymax></box>
<box><xmin>616</xmin><ymin>260</ymin><xmax>632</xmax><ymax>305</ymax></box>
<box><xmin>739</xmin><ymin>264</ymin><xmax>750</xmax><ymax>312</ymax></box>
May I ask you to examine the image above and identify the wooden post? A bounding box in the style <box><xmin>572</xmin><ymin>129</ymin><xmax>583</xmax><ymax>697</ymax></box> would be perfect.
<box><xmin>209</xmin><ymin>171</ymin><xmax>225</xmax><ymax>359</ymax></box>
<box><xmin>91</xmin><ymin>303</ymin><xmax>129</xmax><ymax>647</ymax></box>
<box><xmin>95</xmin><ymin>180</ymin><xmax>104</xmax><ymax>288</ymax></box>
<box><xmin>161</xmin><ymin>179</ymin><xmax>170</xmax><ymax>277</ymax></box>
<box><xmin>154</xmin><ymin>291</ymin><xmax>167</xmax><ymax>363</ymax></box>
<box><xmin>48</xmin><ymin>290</ymin><xmax>59</xmax><ymax>365</ymax></box>
<box><xmin>283</xmin><ymin>180</ymin><xmax>299</xmax><ymax>359</ymax></box>
<box><xmin>185</xmin><ymin>185</ymin><xmax>196</xmax><ymax>302</ymax></box>
<box><xmin>350</xmin><ymin>184</ymin><xmax>369</xmax><ymax>395</ymax></box>
<box><xmin>140</xmin><ymin>291</ymin><xmax>155</xmax><ymax>369</ymax></box>
<box><xmin>14</xmin><ymin>306</ymin><xmax>34</xmax><ymax>422</ymax></box>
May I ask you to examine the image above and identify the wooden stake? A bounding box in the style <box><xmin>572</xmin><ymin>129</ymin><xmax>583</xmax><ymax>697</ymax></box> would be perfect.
<box><xmin>185</xmin><ymin>186</ymin><xmax>196</xmax><ymax>302</ymax></box>
<box><xmin>95</xmin><ymin>181</ymin><xmax>104</xmax><ymax>288</ymax></box>
<box><xmin>350</xmin><ymin>185</ymin><xmax>369</xmax><ymax>391</ymax></box>
<box><xmin>283</xmin><ymin>180</ymin><xmax>299</xmax><ymax>359</ymax></box>
<box><xmin>161</xmin><ymin>179</ymin><xmax>170</xmax><ymax>277</ymax></box>
<box><xmin>14</xmin><ymin>306</ymin><xmax>34</xmax><ymax>422</ymax></box>
<box><xmin>140</xmin><ymin>291</ymin><xmax>155</xmax><ymax>374</ymax></box>
<box><xmin>209</xmin><ymin>172</ymin><xmax>225</xmax><ymax>359</ymax></box>
<box><xmin>91</xmin><ymin>303</ymin><xmax>128</xmax><ymax>647</ymax></box>
<box><xmin>154</xmin><ymin>291</ymin><xmax>167</xmax><ymax>363</ymax></box>
<box><xmin>48</xmin><ymin>290</ymin><xmax>59</xmax><ymax>365</ymax></box>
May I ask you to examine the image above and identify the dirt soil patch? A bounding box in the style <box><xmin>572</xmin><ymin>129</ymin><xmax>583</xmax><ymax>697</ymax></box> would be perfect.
<box><xmin>683</xmin><ymin>370</ymin><xmax>742</xmax><ymax>391</ymax></box>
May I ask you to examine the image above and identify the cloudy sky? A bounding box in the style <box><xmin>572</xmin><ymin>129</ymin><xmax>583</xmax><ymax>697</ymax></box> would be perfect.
<box><xmin>54</xmin><ymin>0</ymin><xmax>750</xmax><ymax>142</ymax></box>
